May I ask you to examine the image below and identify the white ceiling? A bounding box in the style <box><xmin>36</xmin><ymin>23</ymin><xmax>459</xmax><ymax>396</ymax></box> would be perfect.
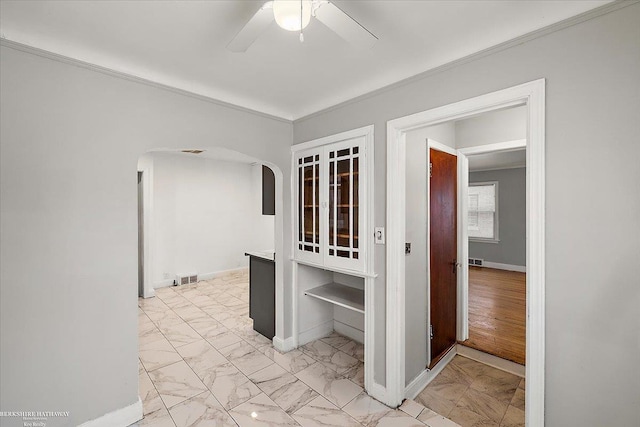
<box><xmin>0</xmin><ymin>1</ymin><xmax>610</xmax><ymax>120</ymax></box>
<box><xmin>468</xmin><ymin>149</ymin><xmax>526</xmax><ymax>172</ymax></box>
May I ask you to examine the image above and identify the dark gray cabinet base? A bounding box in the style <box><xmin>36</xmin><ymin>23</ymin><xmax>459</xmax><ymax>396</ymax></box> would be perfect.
<box><xmin>246</xmin><ymin>255</ymin><xmax>275</xmax><ymax>339</ymax></box>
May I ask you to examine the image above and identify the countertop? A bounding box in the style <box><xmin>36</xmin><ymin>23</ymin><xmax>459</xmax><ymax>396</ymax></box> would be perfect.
<box><xmin>244</xmin><ymin>251</ymin><xmax>275</xmax><ymax>262</ymax></box>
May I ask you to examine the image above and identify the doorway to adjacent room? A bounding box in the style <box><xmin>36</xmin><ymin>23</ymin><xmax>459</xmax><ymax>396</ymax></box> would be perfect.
<box><xmin>387</xmin><ymin>79</ymin><xmax>545</xmax><ymax>426</ymax></box>
<box><xmin>459</xmin><ymin>148</ymin><xmax>527</xmax><ymax>367</ymax></box>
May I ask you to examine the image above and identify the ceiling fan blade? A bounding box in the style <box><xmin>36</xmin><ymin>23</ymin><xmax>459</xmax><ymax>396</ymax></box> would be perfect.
<box><xmin>314</xmin><ymin>1</ymin><xmax>377</xmax><ymax>49</ymax></box>
<box><xmin>227</xmin><ymin>2</ymin><xmax>274</xmax><ymax>53</ymax></box>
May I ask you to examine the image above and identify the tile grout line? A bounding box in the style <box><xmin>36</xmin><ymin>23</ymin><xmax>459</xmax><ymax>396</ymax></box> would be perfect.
<box><xmin>164</xmin><ymin>283</ymin><xmax>248</xmax><ymax>410</ymax></box>
<box><xmin>295</xmin><ymin>350</ymin><xmax>362</xmax><ymax>394</ymax></box>
<box><xmin>142</xmin><ymin>291</ymin><xmax>213</xmax><ymax>422</ymax></box>
<box><xmin>175</xmin><ymin>280</ymin><xmax>251</xmax><ymax>418</ymax></box>
<box><xmin>137</xmin><ymin>345</ymin><xmax>170</xmax><ymax>424</ymax></box>
<box><xmin>139</xmin><ymin>281</ymin><xmax>242</xmax><ymax>424</ymax></box>
<box><xmin>139</xmin><ymin>300</ymin><xmax>185</xmax><ymax>426</ymax></box>
<box><xmin>140</xmin><ymin>276</ymin><xmax>408</xmax><ymax>427</ymax></box>
<box><xmin>143</xmin><ymin>278</ymin><xmax>284</xmax><ymax>418</ymax></box>
<box><xmin>419</xmin><ymin>356</ymin><xmax>523</xmax><ymax>426</ymax></box>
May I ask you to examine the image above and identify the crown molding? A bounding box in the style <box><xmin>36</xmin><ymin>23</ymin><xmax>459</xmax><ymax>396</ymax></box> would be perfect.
<box><xmin>294</xmin><ymin>0</ymin><xmax>637</xmax><ymax>123</ymax></box>
<box><xmin>0</xmin><ymin>37</ymin><xmax>293</xmax><ymax>124</ymax></box>
<box><xmin>1</xmin><ymin>1</ymin><xmax>635</xmax><ymax>124</ymax></box>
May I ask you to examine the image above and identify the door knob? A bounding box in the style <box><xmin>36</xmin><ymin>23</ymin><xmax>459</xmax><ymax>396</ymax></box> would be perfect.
<box><xmin>451</xmin><ymin>260</ymin><xmax>461</xmax><ymax>274</ymax></box>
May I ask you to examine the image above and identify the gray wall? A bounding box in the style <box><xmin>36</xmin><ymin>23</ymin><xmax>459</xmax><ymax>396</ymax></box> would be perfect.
<box><xmin>1</xmin><ymin>3</ymin><xmax>639</xmax><ymax>426</ymax></box>
<box><xmin>404</xmin><ymin>123</ymin><xmax>455</xmax><ymax>386</ymax></box>
<box><xmin>0</xmin><ymin>46</ymin><xmax>292</xmax><ymax>426</ymax></box>
<box><xmin>469</xmin><ymin>168</ymin><xmax>526</xmax><ymax>267</ymax></box>
<box><xmin>455</xmin><ymin>105</ymin><xmax>526</xmax><ymax>148</ymax></box>
<box><xmin>293</xmin><ymin>4</ymin><xmax>640</xmax><ymax>425</ymax></box>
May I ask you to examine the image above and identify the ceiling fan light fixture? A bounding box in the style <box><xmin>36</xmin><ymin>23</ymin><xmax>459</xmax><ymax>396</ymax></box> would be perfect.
<box><xmin>273</xmin><ymin>0</ymin><xmax>312</xmax><ymax>32</ymax></box>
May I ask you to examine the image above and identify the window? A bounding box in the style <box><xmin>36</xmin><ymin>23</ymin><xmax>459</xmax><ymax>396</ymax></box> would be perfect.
<box><xmin>468</xmin><ymin>182</ymin><xmax>499</xmax><ymax>242</ymax></box>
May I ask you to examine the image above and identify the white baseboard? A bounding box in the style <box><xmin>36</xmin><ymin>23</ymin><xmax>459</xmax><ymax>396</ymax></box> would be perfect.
<box><xmin>198</xmin><ymin>272</ymin><xmax>217</xmax><ymax>281</ymax></box>
<box><xmin>456</xmin><ymin>344</ymin><xmax>525</xmax><ymax>377</ymax></box>
<box><xmin>405</xmin><ymin>369</ymin><xmax>431</xmax><ymax>401</ymax></box>
<box><xmin>333</xmin><ymin>320</ymin><xmax>364</xmax><ymax>344</ymax></box>
<box><xmin>482</xmin><ymin>262</ymin><xmax>526</xmax><ymax>273</ymax></box>
<box><xmin>79</xmin><ymin>397</ymin><xmax>142</xmax><ymax>427</ymax></box>
<box><xmin>404</xmin><ymin>346</ymin><xmax>457</xmax><ymax>400</ymax></box>
<box><xmin>153</xmin><ymin>267</ymin><xmax>249</xmax><ymax>289</ymax></box>
<box><xmin>203</xmin><ymin>267</ymin><xmax>249</xmax><ymax>280</ymax></box>
<box><xmin>273</xmin><ymin>335</ymin><xmax>296</xmax><ymax>352</ymax></box>
<box><xmin>298</xmin><ymin>320</ymin><xmax>334</xmax><ymax>346</ymax></box>
<box><xmin>141</xmin><ymin>288</ymin><xmax>155</xmax><ymax>299</ymax></box>
<box><xmin>153</xmin><ymin>279</ymin><xmax>174</xmax><ymax>289</ymax></box>
<box><xmin>368</xmin><ymin>382</ymin><xmax>391</xmax><ymax>407</ymax></box>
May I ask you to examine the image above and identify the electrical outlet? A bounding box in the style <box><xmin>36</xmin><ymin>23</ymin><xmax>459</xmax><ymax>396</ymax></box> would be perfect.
<box><xmin>374</xmin><ymin>227</ymin><xmax>385</xmax><ymax>244</ymax></box>
<box><xmin>163</xmin><ymin>273</ymin><xmax>171</xmax><ymax>280</ymax></box>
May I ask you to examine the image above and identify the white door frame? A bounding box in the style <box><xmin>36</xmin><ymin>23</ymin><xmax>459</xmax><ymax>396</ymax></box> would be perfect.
<box><xmin>457</xmin><ymin>139</ymin><xmax>527</xmax><ymax>343</ymax></box>
<box><xmin>386</xmin><ymin>79</ymin><xmax>545</xmax><ymax>426</ymax></box>
<box><xmin>138</xmin><ymin>165</ymin><xmax>155</xmax><ymax>299</ymax></box>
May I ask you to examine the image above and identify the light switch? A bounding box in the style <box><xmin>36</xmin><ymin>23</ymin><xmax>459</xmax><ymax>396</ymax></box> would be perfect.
<box><xmin>375</xmin><ymin>227</ymin><xmax>385</xmax><ymax>244</ymax></box>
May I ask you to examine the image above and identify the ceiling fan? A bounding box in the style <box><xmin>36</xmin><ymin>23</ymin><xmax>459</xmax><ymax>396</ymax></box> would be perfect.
<box><xmin>227</xmin><ymin>0</ymin><xmax>377</xmax><ymax>52</ymax></box>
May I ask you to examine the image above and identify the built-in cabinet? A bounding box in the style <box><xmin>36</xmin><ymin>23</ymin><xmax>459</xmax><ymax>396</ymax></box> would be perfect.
<box><xmin>294</xmin><ymin>136</ymin><xmax>367</xmax><ymax>272</ymax></box>
<box><xmin>292</xmin><ymin>125</ymin><xmax>375</xmax><ymax>392</ymax></box>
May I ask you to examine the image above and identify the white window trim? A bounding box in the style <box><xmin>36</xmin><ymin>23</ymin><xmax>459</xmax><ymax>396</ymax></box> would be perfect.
<box><xmin>468</xmin><ymin>181</ymin><xmax>500</xmax><ymax>244</ymax></box>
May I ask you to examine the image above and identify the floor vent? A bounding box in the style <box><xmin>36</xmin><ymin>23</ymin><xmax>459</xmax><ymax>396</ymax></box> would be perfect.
<box><xmin>175</xmin><ymin>273</ymin><xmax>198</xmax><ymax>286</ymax></box>
<box><xmin>468</xmin><ymin>258</ymin><xmax>484</xmax><ymax>267</ymax></box>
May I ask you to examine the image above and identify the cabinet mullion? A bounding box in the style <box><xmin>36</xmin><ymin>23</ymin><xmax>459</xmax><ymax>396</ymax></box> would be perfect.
<box><xmin>293</xmin><ymin>132</ymin><xmax>369</xmax><ymax>272</ymax></box>
<box><xmin>349</xmin><ymin>152</ymin><xmax>354</xmax><ymax>256</ymax></box>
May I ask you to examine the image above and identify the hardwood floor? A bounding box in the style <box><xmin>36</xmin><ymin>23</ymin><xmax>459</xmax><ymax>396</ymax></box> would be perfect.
<box><xmin>460</xmin><ymin>267</ymin><xmax>526</xmax><ymax>365</ymax></box>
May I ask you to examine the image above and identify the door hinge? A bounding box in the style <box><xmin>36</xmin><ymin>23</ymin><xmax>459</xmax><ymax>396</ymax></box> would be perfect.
<box><xmin>429</xmin><ymin>162</ymin><xmax>432</xmax><ymax>178</ymax></box>
<box><xmin>429</xmin><ymin>324</ymin><xmax>434</xmax><ymax>340</ymax></box>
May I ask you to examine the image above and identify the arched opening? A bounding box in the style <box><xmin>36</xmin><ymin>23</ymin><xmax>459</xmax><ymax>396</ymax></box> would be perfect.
<box><xmin>136</xmin><ymin>147</ymin><xmax>283</xmax><ymax>297</ymax></box>
<box><xmin>135</xmin><ymin>146</ymin><xmax>286</xmax><ymax>416</ymax></box>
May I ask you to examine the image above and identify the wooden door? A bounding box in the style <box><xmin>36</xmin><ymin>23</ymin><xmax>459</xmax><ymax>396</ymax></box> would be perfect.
<box><xmin>429</xmin><ymin>148</ymin><xmax>458</xmax><ymax>367</ymax></box>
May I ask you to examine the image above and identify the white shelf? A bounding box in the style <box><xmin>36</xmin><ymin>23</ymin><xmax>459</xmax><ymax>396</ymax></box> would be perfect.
<box><xmin>292</xmin><ymin>258</ymin><xmax>378</xmax><ymax>278</ymax></box>
<box><xmin>304</xmin><ymin>283</ymin><xmax>364</xmax><ymax>314</ymax></box>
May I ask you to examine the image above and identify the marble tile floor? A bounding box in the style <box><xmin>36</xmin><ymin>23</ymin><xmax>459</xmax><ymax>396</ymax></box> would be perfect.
<box><xmin>133</xmin><ymin>270</ymin><xmax>461</xmax><ymax>427</ymax></box>
<box><xmin>415</xmin><ymin>356</ymin><xmax>525</xmax><ymax>427</ymax></box>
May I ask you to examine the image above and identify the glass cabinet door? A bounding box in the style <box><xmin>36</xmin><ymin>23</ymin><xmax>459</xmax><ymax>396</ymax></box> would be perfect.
<box><xmin>297</xmin><ymin>152</ymin><xmax>321</xmax><ymax>257</ymax></box>
<box><xmin>295</xmin><ymin>138</ymin><xmax>366</xmax><ymax>271</ymax></box>
<box><xmin>327</xmin><ymin>144</ymin><xmax>360</xmax><ymax>263</ymax></box>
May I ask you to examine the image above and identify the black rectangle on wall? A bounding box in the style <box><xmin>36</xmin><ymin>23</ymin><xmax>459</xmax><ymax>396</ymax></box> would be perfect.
<box><xmin>262</xmin><ymin>165</ymin><xmax>275</xmax><ymax>215</ymax></box>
